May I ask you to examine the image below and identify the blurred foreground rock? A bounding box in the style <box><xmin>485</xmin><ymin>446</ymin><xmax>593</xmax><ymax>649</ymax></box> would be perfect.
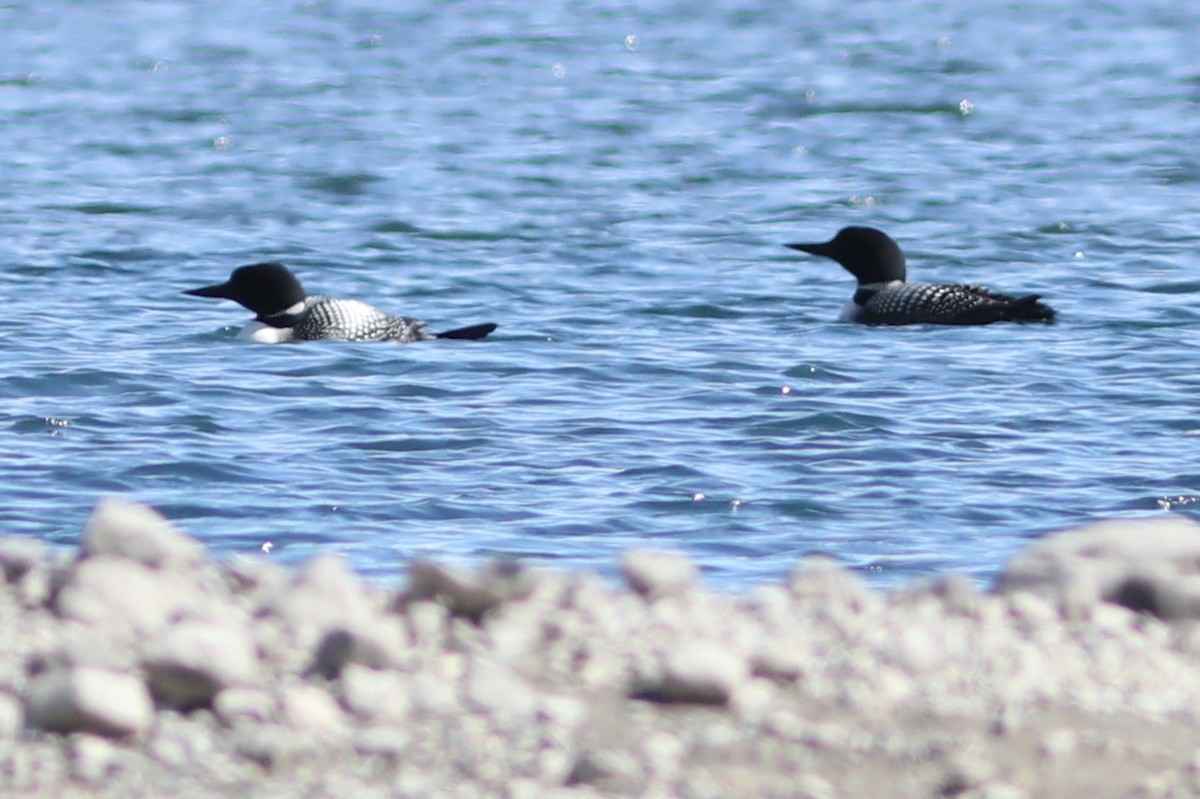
<box><xmin>0</xmin><ymin>500</ymin><xmax>1199</xmax><ymax>797</ymax></box>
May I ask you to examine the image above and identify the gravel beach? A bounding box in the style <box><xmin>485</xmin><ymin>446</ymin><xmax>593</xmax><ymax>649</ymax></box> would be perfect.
<box><xmin>2</xmin><ymin>497</ymin><xmax>1200</xmax><ymax>798</ymax></box>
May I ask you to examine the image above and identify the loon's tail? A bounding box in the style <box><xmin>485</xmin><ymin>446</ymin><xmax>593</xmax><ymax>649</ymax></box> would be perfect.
<box><xmin>435</xmin><ymin>322</ymin><xmax>498</xmax><ymax>340</ymax></box>
<box><xmin>1008</xmin><ymin>295</ymin><xmax>1056</xmax><ymax>323</ymax></box>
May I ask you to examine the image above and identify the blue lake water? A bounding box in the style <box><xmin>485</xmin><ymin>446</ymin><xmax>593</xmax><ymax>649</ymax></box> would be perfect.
<box><xmin>3</xmin><ymin>0</ymin><xmax>1200</xmax><ymax>589</ymax></box>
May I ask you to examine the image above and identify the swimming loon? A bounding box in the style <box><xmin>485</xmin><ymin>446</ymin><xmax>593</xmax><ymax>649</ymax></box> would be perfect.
<box><xmin>184</xmin><ymin>262</ymin><xmax>497</xmax><ymax>343</ymax></box>
<box><xmin>785</xmin><ymin>226</ymin><xmax>1056</xmax><ymax>326</ymax></box>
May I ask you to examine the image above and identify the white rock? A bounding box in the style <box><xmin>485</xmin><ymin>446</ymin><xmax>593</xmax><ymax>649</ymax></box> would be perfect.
<box><xmin>464</xmin><ymin>662</ymin><xmax>536</xmax><ymax>722</ymax></box>
<box><xmin>143</xmin><ymin>619</ymin><xmax>260</xmax><ymax>709</ymax></box>
<box><xmin>997</xmin><ymin>517</ymin><xmax>1200</xmax><ymax>619</ymax></box>
<box><xmin>620</xmin><ymin>549</ymin><xmax>698</xmax><ymax>597</ymax></box>
<box><xmin>340</xmin><ymin>664</ymin><xmax>411</xmax><ymax>723</ymax></box>
<box><xmin>70</xmin><ymin>734</ymin><xmax>121</xmax><ymax>783</ymax></box>
<box><xmin>281</xmin><ymin>684</ymin><xmax>346</xmax><ymax>738</ymax></box>
<box><xmin>56</xmin><ymin>557</ymin><xmax>190</xmax><ymax>636</ymax></box>
<box><xmin>263</xmin><ymin>554</ymin><xmax>374</xmax><ymax>641</ymax></box>
<box><xmin>214</xmin><ymin>687</ymin><xmax>276</xmax><ymax>725</ymax></box>
<box><xmin>0</xmin><ymin>692</ymin><xmax>22</xmax><ymax>737</ymax></box>
<box><xmin>81</xmin><ymin>496</ymin><xmax>206</xmax><ymax>570</ymax></box>
<box><xmin>25</xmin><ymin>666</ymin><xmax>153</xmax><ymax>737</ymax></box>
<box><xmin>636</xmin><ymin>641</ymin><xmax>748</xmax><ymax>705</ymax></box>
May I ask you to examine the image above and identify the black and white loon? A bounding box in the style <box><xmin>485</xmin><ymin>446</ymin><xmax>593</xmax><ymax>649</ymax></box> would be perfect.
<box><xmin>184</xmin><ymin>262</ymin><xmax>497</xmax><ymax>343</ymax></box>
<box><xmin>785</xmin><ymin>226</ymin><xmax>1056</xmax><ymax>326</ymax></box>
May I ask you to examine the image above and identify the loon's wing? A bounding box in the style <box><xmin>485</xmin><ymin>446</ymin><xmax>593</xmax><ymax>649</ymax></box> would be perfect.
<box><xmin>294</xmin><ymin>297</ymin><xmax>432</xmax><ymax>342</ymax></box>
<box><xmin>860</xmin><ymin>283</ymin><xmax>1055</xmax><ymax>326</ymax></box>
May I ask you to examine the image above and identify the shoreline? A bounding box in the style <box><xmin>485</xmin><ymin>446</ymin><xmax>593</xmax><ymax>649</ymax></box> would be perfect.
<box><xmin>1</xmin><ymin>497</ymin><xmax>1199</xmax><ymax>797</ymax></box>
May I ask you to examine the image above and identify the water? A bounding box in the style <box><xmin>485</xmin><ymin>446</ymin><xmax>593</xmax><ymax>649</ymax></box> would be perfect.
<box><xmin>3</xmin><ymin>0</ymin><xmax>1200</xmax><ymax>589</ymax></box>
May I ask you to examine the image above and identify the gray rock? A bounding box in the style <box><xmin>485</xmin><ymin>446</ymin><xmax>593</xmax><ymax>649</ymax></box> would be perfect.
<box><xmin>25</xmin><ymin>666</ymin><xmax>153</xmax><ymax>737</ymax></box>
<box><xmin>81</xmin><ymin>496</ymin><xmax>206</xmax><ymax>570</ymax></box>
<box><xmin>56</xmin><ymin>557</ymin><xmax>189</xmax><ymax>636</ymax></box>
<box><xmin>403</xmin><ymin>559</ymin><xmax>535</xmax><ymax>622</ymax></box>
<box><xmin>142</xmin><ymin>619</ymin><xmax>260</xmax><ymax>709</ymax></box>
<box><xmin>996</xmin><ymin>517</ymin><xmax>1200</xmax><ymax>619</ymax></box>
<box><xmin>633</xmin><ymin>641</ymin><xmax>748</xmax><ymax>705</ymax></box>
<box><xmin>619</xmin><ymin>549</ymin><xmax>698</xmax><ymax>598</ymax></box>
<box><xmin>310</xmin><ymin>620</ymin><xmax>406</xmax><ymax>679</ymax></box>
<box><xmin>566</xmin><ymin>748</ymin><xmax>644</xmax><ymax>788</ymax></box>
<box><xmin>0</xmin><ymin>537</ymin><xmax>43</xmax><ymax>583</ymax></box>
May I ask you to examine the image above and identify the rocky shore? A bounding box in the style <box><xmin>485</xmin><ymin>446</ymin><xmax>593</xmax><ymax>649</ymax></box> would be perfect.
<box><xmin>2</xmin><ymin>498</ymin><xmax>1200</xmax><ymax>797</ymax></box>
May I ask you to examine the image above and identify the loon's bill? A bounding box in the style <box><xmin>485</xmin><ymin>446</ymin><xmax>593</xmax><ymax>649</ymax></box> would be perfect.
<box><xmin>184</xmin><ymin>262</ymin><xmax>497</xmax><ymax>343</ymax></box>
<box><xmin>785</xmin><ymin>226</ymin><xmax>1055</xmax><ymax>326</ymax></box>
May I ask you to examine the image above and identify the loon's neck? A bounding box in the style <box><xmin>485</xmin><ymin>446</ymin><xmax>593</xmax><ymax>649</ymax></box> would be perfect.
<box><xmin>258</xmin><ymin>299</ymin><xmax>308</xmax><ymax>328</ymax></box>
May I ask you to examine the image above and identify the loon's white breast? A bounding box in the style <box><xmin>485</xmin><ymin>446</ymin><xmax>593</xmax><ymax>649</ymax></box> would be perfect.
<box><xmin>237</xmin><ymin>321</ymin><xmax>294</xmax><ymax>343</ymax></box>
<box><xmin>237</xmin><ymin>299</ymin><xmax>304</xmax><ymax>343</ymax></box>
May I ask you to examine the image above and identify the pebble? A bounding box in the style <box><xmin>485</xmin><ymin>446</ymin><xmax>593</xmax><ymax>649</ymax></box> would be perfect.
<box><xmin>340</xmin><ymin>663</ymin><xmax>411</xmax><ymax>723</ymax></box>
<box><xmin>5</xmin><ymin>499</ymin><xmax>1200</xmax><ymax>797</ymax></box>
<box><xmin>634</xmin><ymin>641</ymin><xmax>747</xmax><ymax>705</ymax></box>
<box><xmin>81</xmin><ymin>496</ymin><xmax>206</xmax><ymax>570</ymax></box>
<box><xmin>25</xmin><ymin>666</ymin><xmax>153</xmax><ymax>737</ymax></box>
<box><xmin>213</xmin><ymin>686</ymin><xmax>276</xmax><ymax>725</ymax></box>
<box><xmin>997</xmin><ymin>517</ymin><xmax>1200</xmax><ymax>620</ymax></box>
<box><xmin>404</xmin><ymin>559</ymin><xmax>535</xmax><ymax>622</ymax></box>
<box><xmin>0</xmin><ymin>691</ymin><xmax>23</xmax><ymax>737</ymax></box>
<box><xmin>142</xmin><ymin>618</ymin><xmax>260</xmax><ymax>708</ymax></box>
<box><xmin>620</xmin><ymin>549</ymin><xmax>698</xmax><ymax>598</ymax></box>
<box><xmin>55</xmin><ymin>557</ymin><xmax>187</xmax><ymax>636</ymax></box>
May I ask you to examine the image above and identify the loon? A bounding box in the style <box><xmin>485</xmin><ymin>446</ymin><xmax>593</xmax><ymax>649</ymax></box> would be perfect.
<box><xmin>184</xmin><ymin>262</ymin><xmax>497</xmax><ymax>343</ymax></box>
<box><xmin>785</xmin><ymin>226</ymin><xmax>1056</xmax><ymax>326</ymax></box>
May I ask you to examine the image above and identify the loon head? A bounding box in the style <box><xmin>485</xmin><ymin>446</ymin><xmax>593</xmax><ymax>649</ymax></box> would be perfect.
<box><xmin>184</xmin><ymin>262</ymin><xmax>307</xmax><ymax>318</ymax></box>
<box><xmin>785</xmin><ymin>226</ymin><xmax>907</xmax><ymax>285</ymax></box>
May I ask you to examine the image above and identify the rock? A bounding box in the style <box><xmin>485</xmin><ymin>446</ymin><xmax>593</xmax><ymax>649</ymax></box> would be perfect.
<box><xmin>39</xmin><ymin>620</ymin><xmax>140</xmax><ymax>673</ymax></box>
<box><xmin>403</xmin><ymin>559</ymin><xmax>535</xmax><ymax>622</ymax></box>
<box><xmin>464</xmin><ymin>661</ymin><xmax>537</xmax><ymax>722</ymax></box>
<box><xmin>0</xmin><ymin>691</ymin><xmax>23</xmax><ymax>738</ymax></box>
<box><xmin>55</xmin><ymin>557</ymin><xmax>190</xmax><ymax>636</ymax></box>
<box><xmin>0</xmin><ymin>537</ymin><xmax>43</xmax><ymax>583</ymax></box>
<box><xmin>309</xmin><ymin>620</ymin><xmax>406</xmax><ymax>679</ymax></box>
<box><xmin>231</xmin><ymin>724</ymin><xmax>299</xmax><ymax>768</ymax></box>
<box><xmin>81</xmin><ymin>496</ymin><xmax>206</xmax><ymax>570</ymax></box>
<box><xmin>566</xmin><ymin>748</ymin><xmax>643</xmax><ymax>788</ymax></box>
<box><xmin>788</xmin><ymin>555</ymin><xmax>873</xmax><ymax>611</ymax></box>
<box><xmin>353</xmin><ymin>725</ymin><xmax>411</xmax><ymax>757</ymax></box>
<box><xmin>340</xmin><ymin>664</ymin><xmax>411</xmax><ymax>723</ymax></box>
<box><xmin>142</xmin><ymin>619</ymin><xmax>260</xmax><ymax>709</ymax></box>
<box><xmin>25</xmin><ymin>666</ymin><xmax>153</xmax><ymax>737</ymax></box>
<box><xmin>213</xmin><ymin>687</ymin><xmax>275</xmax><ymax>725</ymax></box>
<box><xmin>263</xmin><ymin>554</ymin><xmax>374</xmax><ymax>638</ymax></box>
<box><xmin>996</xmin><ymin>517</ymin><xmax>1200</xmax><ymax>619</ymax></box>
<box><xmin>70</xmin><ymin>734</ymin><xmax>121</xmax><ymax>783</ymax></box>
<box><xmin>750</xmin><ymin>638</ymin><xmax>806</xmax><ymax>681</ymax></box>
<box><xmin>620</xmin><ymin>549</ymin><xmax>698</xmax><ymax>598</ymax></box>
<box><xmin>280</xmin><ymin>684</ymin><xmax>346</xmax><ymax>739</ymax></box>
<box><xmin>632</xmin><ymin>641</ymin><xmax>748</xmax><ymax>705</ymax></box>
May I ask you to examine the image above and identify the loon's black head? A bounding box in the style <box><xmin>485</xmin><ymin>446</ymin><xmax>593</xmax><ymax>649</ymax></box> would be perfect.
<box><xmin>184</xmin><ymin>262</ymin><xmax>307</xmax><ymax>318</ymax></box>
<box><xmin>785</xmin><ymin>226</ymin><xmax>907</xmax><ymax>285</ymax></box>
